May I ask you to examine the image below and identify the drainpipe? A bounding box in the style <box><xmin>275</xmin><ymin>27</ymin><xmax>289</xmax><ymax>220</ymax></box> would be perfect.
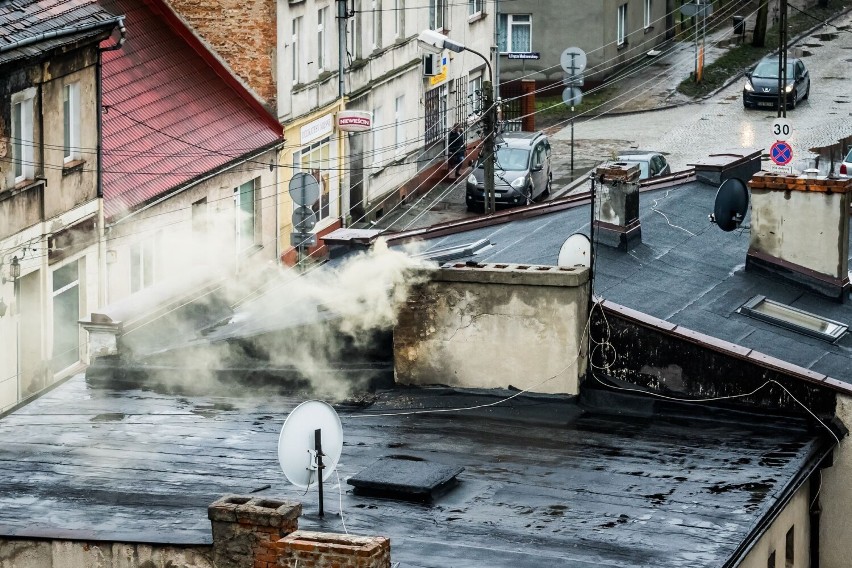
<box><xmin>97</xmin><ymin>18</ymin><xmax>126</xmax><ymax>308</ymax></box>
<box><xmin>810</xmin><ymin>470</ymin><xmax>822</xmax><ymax>568</ymax></box>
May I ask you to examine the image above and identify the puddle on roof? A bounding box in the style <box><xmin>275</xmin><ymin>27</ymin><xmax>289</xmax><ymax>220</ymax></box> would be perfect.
<box><xmin>91</xmin><ymin>413</ymin><xmax>126</xmax><ymax>422</ymax></box>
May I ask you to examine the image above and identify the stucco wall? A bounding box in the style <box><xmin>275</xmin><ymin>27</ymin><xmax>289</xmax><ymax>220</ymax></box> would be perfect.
<box><xmin>749</xmin><ymin>187</ymin><xmax>850</xmax><ymax>279</ymax></box>
<box><xmin>105</xmin><ymin>150</ymin><xmax>279</xmax><ymax>305</ymax></box>
<box><xmin>738</xmin><ymin>482</ymin><xmax>811</xmax><ymax>568</ymax></box>
<box><xmin>0</xmin><ymin>539</ymin><xmax>212</xmax><ymax>568</ymax></box>
<box><xmin>394</xmin><ymin>263</ymin><xmax>589</xmax><ymax>395</ymax></box>
<box><xmin>819</xmin><ymin>393</ymin><xmax>852</xmax><ymax>568</ymax></box>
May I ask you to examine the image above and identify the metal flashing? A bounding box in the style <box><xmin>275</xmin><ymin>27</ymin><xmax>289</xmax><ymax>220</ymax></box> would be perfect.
<box><xmin>738</xmin><ymin>295</ymin><xmax>848</xmax><ymax>343</ymax></box>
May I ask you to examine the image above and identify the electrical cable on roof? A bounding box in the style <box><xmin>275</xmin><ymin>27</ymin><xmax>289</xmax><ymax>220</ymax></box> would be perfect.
<box><xmin>334</xmin><ymin>467</ymin><xmax>349</xmax><ymax>535</ymax></box>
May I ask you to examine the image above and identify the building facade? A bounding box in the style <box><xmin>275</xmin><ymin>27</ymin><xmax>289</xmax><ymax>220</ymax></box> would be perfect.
<box><xmin>0</xmin><ymin>0</ymin><xmax>122</xmax><ymax>411</ymax></box>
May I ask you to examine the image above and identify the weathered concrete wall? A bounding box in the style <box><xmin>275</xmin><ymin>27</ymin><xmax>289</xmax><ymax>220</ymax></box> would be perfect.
<box><xmin>738</xmin><ymin>483</ymin><xmax>810</xmax><ymax>568</ymax></box>
<box><xmin>0</xmin><ymin>540</ymin><xmax>212</xmax><ymax>568</ymax></box>
<box><xmin>395</xmin><ymin>263</ymin><xmax>589</xmax><ymax>395</ymax></box>
<box><xmin>819</xmin><ymin>393</ymin><xmax>852</xmax><ymax>568</ymax></box>
<box><xmin>749</xmin><ymin>184</ymin><xmax>850</xmax><ymax>279</ymax></box>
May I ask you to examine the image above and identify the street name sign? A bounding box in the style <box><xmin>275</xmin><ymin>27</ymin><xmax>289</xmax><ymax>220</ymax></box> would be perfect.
<box><xmin>508</xmin><ymin>52</ymin><xmax>540</xmax><ymax>60</ymax></box>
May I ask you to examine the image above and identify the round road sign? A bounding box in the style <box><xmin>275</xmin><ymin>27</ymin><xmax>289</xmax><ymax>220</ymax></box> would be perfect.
<box><xmin>560</xmin><ymin>47</ymin><xmax>587</xmax><ymax>75</ymax></box>
<box><xmin>771</xmin><ymin>118</ymin><xmax>792</xmax><ymax>141</ymax></box>
<box><xmin>288</xmin><ymin>173</ymin><xmax>320</xmax><ymax>207</ymax></box>
<box><xmin>562</xmin><ymin>87</ymin><xmax>583</xmax><ymax>107</ymax></box>
<box><xmin>770</xmin><ymin>141</ymin><xmax>793</xmax><ymax>166</ymax></box>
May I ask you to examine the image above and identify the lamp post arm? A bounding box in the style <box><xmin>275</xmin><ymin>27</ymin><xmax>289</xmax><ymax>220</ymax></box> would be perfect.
<box><xmin>462</xmin><ymin>46</ymin><xmax>493</xmax><ymax>84</ymax></box>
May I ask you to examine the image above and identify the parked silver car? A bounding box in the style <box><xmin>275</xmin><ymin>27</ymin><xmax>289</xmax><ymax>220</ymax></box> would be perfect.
<box><xmin>615</xmin><ymin>150</ymin><xmax>671</xmax><ymax>179</ymax></box>
<box><xmin>840</xmin><ymin>147</ymin><xmax>852</xmax><ymax>178</ymax></box>
<box><xmin>466</xmin><ymin>131</ymin><xmax>552</xmax><ymax>211</ymax></box>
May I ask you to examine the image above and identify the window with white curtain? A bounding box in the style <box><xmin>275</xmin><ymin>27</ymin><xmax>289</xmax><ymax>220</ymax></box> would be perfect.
<box><xmin>617</xmin><ymin>4</ymin><xmax>627</xmax><ymax>46</ymax></box>
<box><xmin>644</xmin><ymin>0</ymin><xmax>652</xmax><ymax>28</ymax></box>
<box><xmin>372</xmin><ymin>0</ymin><xmax>381</xmax><ymax>50</ymax></box>
<box><xmin>468</xmin><ymin>0</ymin><xmax>483</xmax><ymax>17</ymax></box>
<box><xmin>497</xmin><ymin>14</ymin><xmax>531</xmax><ymax>53</ymax></box>
<box><xmin>394</xmin><ymin>0</ymin><xmax>403</xmax><ymax>37</ymax></box>
<box><xmin>394</xmin><ymin>96</ymin><xmax>404</xmax><ymax>154</ymax></box>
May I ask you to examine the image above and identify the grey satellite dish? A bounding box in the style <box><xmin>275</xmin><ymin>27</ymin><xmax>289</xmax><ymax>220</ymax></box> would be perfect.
<box><xmin>710</xmin><ymin>178</ymin><xmax>749</xmax><ymax>232</ymax></box>
<box><xmin>278</xmin><ymin>400</ymin><xmax>343</xmax><ymax>487</ymax></box>
<box><xmin>558</xmin><ymin>233</ymin><xmax>591</xmax><ymax>268</ymax></box>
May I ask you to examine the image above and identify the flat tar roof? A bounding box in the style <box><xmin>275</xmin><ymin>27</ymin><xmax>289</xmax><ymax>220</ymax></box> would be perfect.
<box><xmin>401</xmin><ymin>181</ymin><xmax>852</xmax><ymax>384</ymax></box>
<box><xmin>0</xmin><ymin>375</ymin><xmax>831</xmax><ymax>568</ymax></box>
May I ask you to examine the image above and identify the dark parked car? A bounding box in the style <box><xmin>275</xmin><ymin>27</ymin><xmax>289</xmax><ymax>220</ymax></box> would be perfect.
<box><xmin>743</xmin><ymin>55</ymin><xmax>810</xmax><ymax>109</ymax></box>
<box><xmin>615</xmin><ymin>150</ymin><xmax>671</xmax><ymax>179</ymax></box>
<box><xmin>466</xmin><ymin>131</ymin><xmax>552</xmax><ymax>211</ymax></box>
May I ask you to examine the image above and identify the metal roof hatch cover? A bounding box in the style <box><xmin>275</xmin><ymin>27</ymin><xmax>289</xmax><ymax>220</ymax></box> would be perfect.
<box><xmin>347</xmin><ymin>455</ymin><xmax>464</xmax><ymax>502</ymax></box>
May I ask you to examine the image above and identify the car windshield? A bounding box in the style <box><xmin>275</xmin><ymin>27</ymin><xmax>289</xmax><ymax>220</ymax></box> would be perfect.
<box><xmin>479</xmin><ymin>147</ymin><xmax>529</xmax><ymax>171</ymax></box>
<box><xmin>846</xmin><ymin>148</ymin><xmax>852</xmax><ymax>162</ymax></box>
<box><xmin>752</xmin><ymin>60</ymin><xmax>795</xmax><ymax>79</ymax></box>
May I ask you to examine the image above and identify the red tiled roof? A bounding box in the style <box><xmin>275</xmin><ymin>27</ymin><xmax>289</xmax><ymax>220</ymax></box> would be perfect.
<box><xmin>100</xmin><ymin>0</ymin><xmax>282</xmax><ymax>220</ymax></box>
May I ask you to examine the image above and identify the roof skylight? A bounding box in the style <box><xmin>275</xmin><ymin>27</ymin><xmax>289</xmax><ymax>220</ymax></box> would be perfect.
<box><xmin>738</xmin><ymin>295</ymin><xmax>848</xmax><ymax>343</ymax></box>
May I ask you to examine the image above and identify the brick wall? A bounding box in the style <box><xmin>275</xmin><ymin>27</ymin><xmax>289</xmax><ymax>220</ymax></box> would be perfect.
<box><xmin>274</xmin><ymin>531</ymin><xmax>390</xmax><ymax>568</ymax></box>
<box><xmin>167</xmin><ymin>0</ymin><xmax>277</xmax><ymax>110</ymax></box>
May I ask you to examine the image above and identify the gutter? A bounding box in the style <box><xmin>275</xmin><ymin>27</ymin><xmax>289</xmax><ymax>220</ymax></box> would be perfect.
<box><xmin>108</xmin><ymin>139</ymin><xmax>286</xmax><ymax>226</ymax></box>
<box><xmin>0</xmin><ymin>17</ymin><xmax>125</xmax><ymax>54</ymax></box>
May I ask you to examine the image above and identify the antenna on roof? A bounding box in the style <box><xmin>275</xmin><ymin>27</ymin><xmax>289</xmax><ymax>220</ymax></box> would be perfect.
<box><xmin>557</xmin><ymin>233</ymin><xmax>591</xmax><ymax>268</ymax></box>
<box><xmin>709</xmin><ymin>178</ymin><xmax>749</xmax><ymax>232</ymax></box>
<box><xmin>278</xmin><ymin>400</ymin><xmax>344</xmax><ymax>518</ymax></box>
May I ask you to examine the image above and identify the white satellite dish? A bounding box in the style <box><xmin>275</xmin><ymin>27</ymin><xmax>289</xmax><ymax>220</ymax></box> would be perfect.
<box><xmin>558</xmin><ymin>233</ymin><xmax>591</xmax><ymax>268</ymax></box>
<box><xmin>278</xmin><ymin>400</ymin><xmax>343</xmax><ymax>489</ymax></box>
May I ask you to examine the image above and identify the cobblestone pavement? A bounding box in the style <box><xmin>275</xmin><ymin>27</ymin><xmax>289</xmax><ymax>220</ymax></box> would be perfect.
<box><xmin>552</xmin><ymin>11</ymin><xmax>852</xmax><ymax>183</ymax></box>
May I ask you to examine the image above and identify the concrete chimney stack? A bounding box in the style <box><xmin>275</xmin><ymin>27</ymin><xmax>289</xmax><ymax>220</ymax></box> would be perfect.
<box><xmin>746</xmin><ymin>172</ymin><xmax>851</xmax><ymax>301</ymax></box>
<box><xmin>594</xmin><ymin>163</ymin><xmax>642</xmax><ymax>250</ymax></box>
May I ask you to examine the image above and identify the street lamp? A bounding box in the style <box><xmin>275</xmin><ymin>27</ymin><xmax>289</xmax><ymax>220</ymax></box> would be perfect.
<box><xmin>418</xmin><ymin>30</ymin><xmax>497</xmax><ymax>215</ymax></box>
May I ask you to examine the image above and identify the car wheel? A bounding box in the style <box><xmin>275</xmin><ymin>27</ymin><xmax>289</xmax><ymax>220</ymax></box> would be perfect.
<box><xmin>788</xmin><ymin>91</ymin><xmax>797</xmax><ymax>109</ymax></box>
<box><xmin>524</xmin><ymin>185</ymin><xmax>534</xmax><ymax>206</ymax></box>
<box><xmin>803</xmin><ymin>84</ymin><xmax>810</xmax><ymax>100</ymax></box>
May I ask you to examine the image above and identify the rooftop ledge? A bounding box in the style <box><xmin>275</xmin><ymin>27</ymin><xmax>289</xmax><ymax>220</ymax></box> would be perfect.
<box><xmin>428</xmin><ymin>262</ymin><xmax>590</xmax><ymax>287</ymax></box>
<box><xmin>748</xmin><ymin>171</ymin><xmax>852</xmax><ymax>194</ymax></box>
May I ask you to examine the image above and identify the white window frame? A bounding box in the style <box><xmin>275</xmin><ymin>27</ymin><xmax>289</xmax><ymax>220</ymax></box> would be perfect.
<box><xmin>498</xmin><ymin>14</ymin><xmax>532</xmax><ymax>53</ymax></box>
<box><xmin>394</xmin><ymin>96</ymin><xmax>404</xmax><ymax>155</ymax></box>
<box><xmin>294</xmin><ymin>138</ymin><xmax>337</xmax><ymax>224</ymax></box>
<box><xmin>394</xmin><ymin>0</ymin><xmax>403</xmax><ymax>37</ymax></box>
<box><xmin>372</xmin><ymin>106</ymin><xmax>382</xmax><ymax>165</ymax></box>
<box><xmin>11</xmin><ymin>89</ymin><xmax>35</xmax><ymax>184</ymax></box>
<box><xmin>234</xmin><ymin>179</ymin><xmax>258</xmax><ymax>252</ymax></box>
<box><xmin>643</xmin><ymin>0</ymin><xmax>652</xmax><ymax>29</ymax></box>
<box><xmin>317</xmin><ymin>8</ymin><xmax>326</xmax><ymax>72</ymax></box>
<box><xmin>372</xmin><ymin>0</ymin><xmax>381</xmax><ymax>50</ymax></box>
<box><xmin>429</xmin><ymin>0</ymin><xmax>448</xmax><ymax>31</ymax></box>
<box><xmin>292</xmin><ymin>17</ymin><xmax>302</xmax><ymax>85</ymax></box>
<box><xmin>350</xmin><ymin>1</ymin><xmax>362</xmax><ymax>59</ymax></box>
<box><xmin>617</xmin><ymin>4</ymin><xmax>628</xmax><ymax>46</ymax></box>
<box><xmin>130</xmin><ymin>235</ymin><xmax>159</xmax><ymax>294</ymax></box>
<box><xmin>468</xmin><ymin>0</ymin><xmax>483</xmax><ymax>18</ymax></box>
<box><xmin>63</xmin><ymin>83</ymin><xmax>81</xmax><ymax>164</ymax></box>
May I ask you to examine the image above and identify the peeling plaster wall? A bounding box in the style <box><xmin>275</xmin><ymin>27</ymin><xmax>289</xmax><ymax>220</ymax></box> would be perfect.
<box><xmin>394</xmin><ymin>264</ymin><xmax>589</xmax><ymax>395</ymax></box>
<box><xmin>749</xmin><ymin>188</ymin><xmax>850</xmax><ymax>279</ymax></box>
<box><xmin>819</xmin><ymin>393</ymin><xmax>852</xmax><ymax>568</ymax></box>
<box><xmin>0</xmin><ymin>540</ymin><xmax>212</xmax><ymax>568</ymax></box>
<box><xmin>738</xmin><ymin>483</ymin><xmax>810</xmax><ymax>568</ymax></box>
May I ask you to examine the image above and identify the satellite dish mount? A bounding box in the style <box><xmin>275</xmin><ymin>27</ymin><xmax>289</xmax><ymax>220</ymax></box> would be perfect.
<box><xmin>278</xmin><ymin>401</ymin><xmax>344</xmax><ymax>520</ymax></box>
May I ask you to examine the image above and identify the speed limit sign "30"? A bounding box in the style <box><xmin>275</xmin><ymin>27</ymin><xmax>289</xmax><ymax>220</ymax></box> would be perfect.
<box><xmin>772</xmin><ymin>118</ymin><xmax>792</xmax><ymax>141</ymax></box>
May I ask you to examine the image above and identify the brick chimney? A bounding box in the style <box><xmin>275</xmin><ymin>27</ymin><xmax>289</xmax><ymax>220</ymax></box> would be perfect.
<box><xmin>594</xmin><ymin>163</ymin><xmax>642</xmax><ymax>250</ymax></box>
<box><xmin>208</xmin><ymin>495</ymin><xmax>392</xmax><ymax>568</ymax></box>
<box><xmin>746</xmin><ymin>172</ymin><xmax>851</xmax><ymax>301</ymax></box>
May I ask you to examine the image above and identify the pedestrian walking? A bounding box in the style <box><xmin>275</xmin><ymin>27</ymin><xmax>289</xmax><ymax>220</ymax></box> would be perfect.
<box><xmin>447</xmin><ymin>123</ymin><xmax>465</xmax><ymax>179</ymax></box>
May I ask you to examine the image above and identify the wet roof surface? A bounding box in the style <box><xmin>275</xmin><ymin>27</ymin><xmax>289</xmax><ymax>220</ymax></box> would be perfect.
<box><xmin>404</xmin><ymin>181</ymin><xmax>852</xmax><ymax>384</ymax></box>
<box><xmin>0</xmin><ymin>375</ymin><xmax>830</xmax><ymax>567</ymax></box>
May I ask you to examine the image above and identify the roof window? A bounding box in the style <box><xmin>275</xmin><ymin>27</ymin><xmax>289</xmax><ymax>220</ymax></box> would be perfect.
<box><xmin>738</xmin><ymin>295</ymin><xmax>848</xmax><ymax>343</ymax></box>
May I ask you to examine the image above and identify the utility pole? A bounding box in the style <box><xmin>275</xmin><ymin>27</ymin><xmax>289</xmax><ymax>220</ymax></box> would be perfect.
<box><xmin>777</xmin><ymin>0</ymin><xmax>788</xmax><ymax>118</ymax></box>
<box><xmin>482</xmin><ymin>80</ymin><xmax>496</xmax><ymax>215</ymax></box>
